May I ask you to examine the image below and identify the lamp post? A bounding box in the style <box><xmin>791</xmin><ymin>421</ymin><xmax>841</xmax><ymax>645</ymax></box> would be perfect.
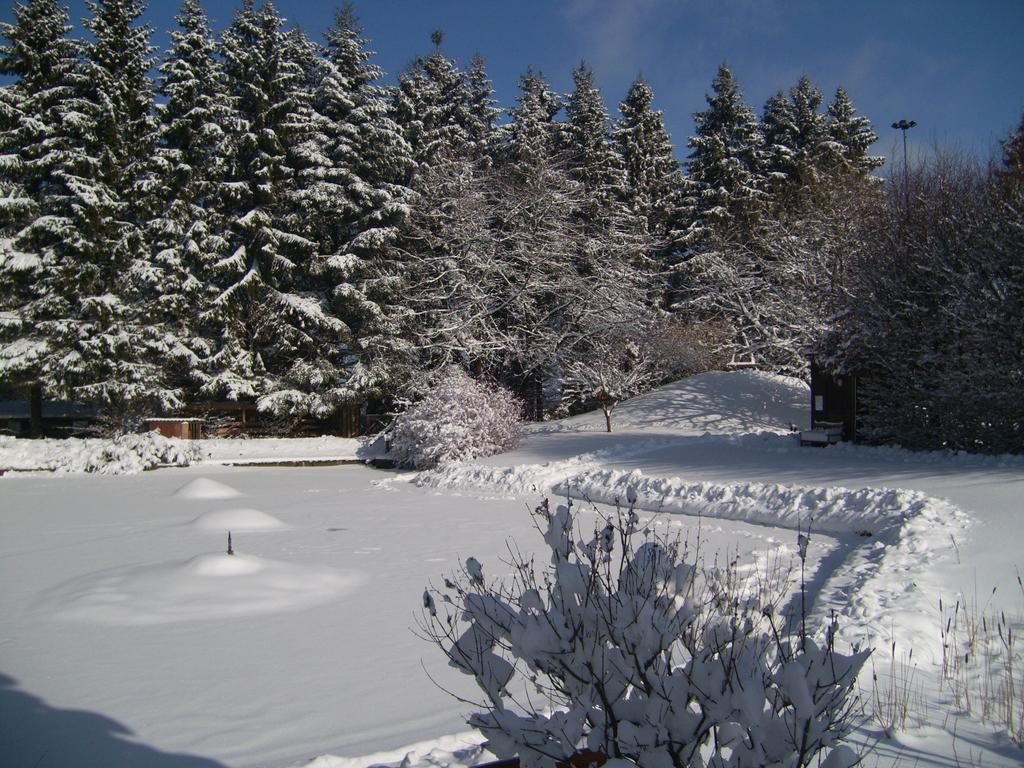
<box><xmin>892</xmin><ymin>119</ymin><xmax>916</xmax><ymax>215</ymax></box>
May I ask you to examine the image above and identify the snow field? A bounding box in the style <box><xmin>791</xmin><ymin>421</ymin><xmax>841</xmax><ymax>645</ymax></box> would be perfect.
<box><xmin>0</xmin><ymin>462</ymin><xmax>828</xmax><ymax>768</ymax></box>
<box><xmin>2</xmin><ymin>371</ymin><xmax>1022</xmax><ymax>767</ymax></box>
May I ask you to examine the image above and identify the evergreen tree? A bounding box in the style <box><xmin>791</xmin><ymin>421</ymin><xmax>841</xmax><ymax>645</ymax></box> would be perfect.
<box><xmin>0</xmin><ymin>0</ymin><xmax>173</xmax><ymax>419</ymax></box>
<box><xmin>824</xmin><ymin>87</ymin><xmax>884</xmax><ymax>177</ymax></box>
<box><xmin>146</xmin><ymin>0</ymin><xmax>234</xmax><ymax>400</ymax></box>
<box><xmin>465</xmin><ymin>53</ymin><xmax>500</xmax><ymax>161</ymax></box>
<box><xmin>613</xmin><ymin>76</ymin><xmax>684</xmax><ymax>246</ymax></box>
<box><xmin>684</xmin><ymin>64</ymin><xmax>765</xmax><ymax>239</ymax></box>
<box><xmin>211</xmin><ymin>1</ymin><xmax>347</xmax><ymax>417</ymax></box>
<box><xmin>760</xmin><ymin>90</ymin><xmax>797</xmax><ymax>193</ymax></box>
<box><xmin>73</xmin><ymin>0</ymin><xmax>173</xmax><ymax>411</ymax></box>
<box><xmin>0</xmin><ymin>0</ymin><xmax>80</xmax><ymax>425</ymax></box>
<box><xmin>392</xmin><ymin>31</ymin><xmax>471</xmax><ymax>167</ymax></box>
<box><xmin>506</xmin><ymin>67</ymin><xmax>562</xmax><ymax>170</ymax></box>
<box><xmin>763</xmin><ymin>81</ymin><xmax>882</xmax><ymax>204</ymax></box>
<box><xmin>787</xmin><ymin>75</ymin><xmax>828</xmax><ymax>186</ymax></box>
<box><xmin>294</xmin><ymin>3</ymin><xmax>414</xmax><ymax>397</ymax></box>
<box><xmin>564</xmin><ymin>62</ymin><xmax>624</xmax><ymax>208</ymax></box>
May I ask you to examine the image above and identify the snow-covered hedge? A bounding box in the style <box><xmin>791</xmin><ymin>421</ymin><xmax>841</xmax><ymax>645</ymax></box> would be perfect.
<box><xmin>391</xmin><ymin>367</ymin><xmax>522</xmax><ymax>469</ymax></box>
<box><xmin>0</xmin><ymin>432</ymin><xmax>200</xmax><ymax>474</ymax></box>
<box><xmin>423</xmin><ymin>498</ymin><xmax>867</xmax><ymax>768</ymax></box>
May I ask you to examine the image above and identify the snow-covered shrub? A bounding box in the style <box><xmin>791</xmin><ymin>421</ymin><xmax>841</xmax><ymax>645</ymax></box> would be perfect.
<box><xmin>0</xmin><ymin>432</ymin><xmax>199</xmax><ymax>474</ymax></box>
<box><xmin>423</xmin><ymin>498</ymin><xmax>868</xmax><ymax>768</ymax></box>
<box><xmin>78</xmin><ymin>432</ymin><xmax>200</xmax><ymax>474</ymax></box>
<box><xmin>391</xmin><ymin>367</ymin><xmax>522</xmax><ymax>469</ymax></box>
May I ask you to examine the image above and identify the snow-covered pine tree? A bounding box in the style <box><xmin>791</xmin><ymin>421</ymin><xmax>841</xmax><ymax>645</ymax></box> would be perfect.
<box><xmin>678</xmin><ymin>81</ymin><xmax>881</xmax><ymax>376</ymax></box>
<box><xmin>499</xmin><ymin>68</ymin><xmax>652</xmax><ymax>417</ymax></box>
<box><xmin>613</xmin><ymin>76</ymin><xmax>685</xmax><ymax>256</ymax></box>
<box><xmin>786</xmin><ymin>75</ymin><xmax>829</xmax><ymax>188</ymax></box>
<box><xmin>293</xmin><ymin>3</ymin><xmax>414</xmax><ymax>400</ymax></box>
<box><xmin>465</xmin><ymin>53</ymin><xmax>500</xmax><ymax>163</ymax></box>
<box><xmin>563</xmin><ymin>62</ymin><xmax>625</xmax><ymax>211</ymax></box>
<box><xmin>399</xmin><ymin>60</ymin><xmax>653</xmax><ymax>419</ymax></box>
<box><xmin>392</xmin><ymin>31</ymin><xmax>471</xmax><ymax>167</ymax></box>
<box><xmin>683</xmin><ymin>64</ymin><xmax>765</xmax><ymax>240</ymax></box>
<box><xmin>211</xmin><ymin>1</ymin><xmax>348</xmax><ymax>419</ymax></box>
<box><xmin>824</xmin><ymin>87</ymin><xmax>884</xmax><ymax>178</ymax></box>
<box><xmin>561</xmin><ymin>62</ymin><xmax>654</xmax><ymax>343</ymax></box>
<box><xmin>0</xmin><ymin>0</ymin><xmax>76</xmax><ymax>429</ymax></box>
<box><xmin>397</xmin><ymin>153</ymin><xmax>503</xmax><ymax>376</ymax></box>
<box><xmin>762</xmin><ymin>78</ymin><xmax>880</xmax><ymax>204</ymax></box>
<box><xmin>0</xmin><ymin>0</ymin><xmax>175</xmax><ymax>422</ymax></box>
<box><xmin>505</xmin><ymin>67</ymin><xmax>563</xmax><ymax>170</ymax></box>
<box><xmin>70</xmin><ymin>0</ymin><xmax>178</xmax><ymax>415</ymax></box>
<box><xmin>760</xmin><ymin>89</ymin><xmax>798</xmax><ymax>196</ymax></box>
<box><xmin>85</xmin><ymin>0</ymin><xmax>158</xmax><ymax>214</ymax></box>
<box><xmin>146</xmin><ymin>0</ymin><xmax>234</xmax><ymax>402</ymax></box>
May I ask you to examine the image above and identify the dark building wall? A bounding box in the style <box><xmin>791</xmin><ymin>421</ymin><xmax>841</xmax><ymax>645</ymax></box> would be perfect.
<box><xmin>809</xmin><ymin>360</ymin><xmax>858</xmax><ymax>441</ymax></box>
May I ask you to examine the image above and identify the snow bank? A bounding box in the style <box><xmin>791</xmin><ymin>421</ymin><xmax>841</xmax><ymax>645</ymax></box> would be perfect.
<box><xmin>40</xmin><ymin>552</ymin><xmax>366</xmax><ymax>625</ymax></box>
<box><xmin>541</xmin><ymin>369</ymin><xmax>810</xmax><ymax>435</ymax></box>
<box><xmin>0</xmin><ymin>432</ymin><xmax>199</xmax><ymax>474</ymax></box>
<box><xmin>405</xmin><ymin>436</ymin><xmax>686</xmax><ymax>496</ymax></box>
<box><xmin>557</xmin><ymin>467</ymin><xmax>929</xmax><ymax>535</ymax></box>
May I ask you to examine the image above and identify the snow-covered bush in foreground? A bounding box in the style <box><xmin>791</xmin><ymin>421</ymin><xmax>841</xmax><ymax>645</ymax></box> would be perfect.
<box><xmin>391</xmin><ymin>367</ymin><xmax>522</xmax><ymax>469</ymax></box>
<box><xmin>0</xmin><ymin>432</ymin><xmax>199</xmax><ymax>474</ymax></box>
<box><xmin>422</xmin><ymin>498</ymin><xmax>868</xmax><ymax>768</ymax></box>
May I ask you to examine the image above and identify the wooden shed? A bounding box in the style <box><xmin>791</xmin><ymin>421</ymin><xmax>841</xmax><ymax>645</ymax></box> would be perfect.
<box><xmin>801</xmin><ymin>359</ymin><xmax>859</xmax><ymax>446</ymax></box>
<box><xmin>143</xmin><ymin>418</ymin><xmax>205</xmax><ymax>440</ymax></box>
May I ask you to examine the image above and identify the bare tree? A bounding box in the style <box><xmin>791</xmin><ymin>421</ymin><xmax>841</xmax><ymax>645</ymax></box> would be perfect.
<box><xmin>399</xmin><ymin>152</ymin><xmax>654</xmax><ymax>418</ymax></box>
<box><xmin>562</xmin><ymin>328</ymin><xmax>662</xmax><ymax>432</ymax></box>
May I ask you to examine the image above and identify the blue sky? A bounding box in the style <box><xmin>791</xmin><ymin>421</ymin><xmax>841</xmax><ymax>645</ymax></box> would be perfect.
<box><xmin>5</xmin><ymin>0</ymin><xmax>1023</xmax><ymax>167</ymax></box>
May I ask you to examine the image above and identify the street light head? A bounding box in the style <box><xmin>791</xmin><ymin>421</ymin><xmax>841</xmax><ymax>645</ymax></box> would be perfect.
<box><xmin>892</xmin><ymin>122</ymin><xmax>899</xmax><ymax>129</ymax></box>
<box><xmin>909</xmin><ymin>120</ymin><xmax>917</xmax><ymax>128</ymax></box>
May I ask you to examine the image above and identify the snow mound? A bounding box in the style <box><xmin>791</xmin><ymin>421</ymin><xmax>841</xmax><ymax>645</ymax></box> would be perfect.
<box><xmin>190</xmin><ymin>507</ymin><xmax>285</xmax><ymax>532</ymax></box>
<box><xmin>181</xmin><ymin>552</ymin><xmax>268</xmax><ymax>576</ymax></box>
<box><xmin>174</xmin><ymin>477</ymin><xmax>242</xmax><ymax>500</ymax></box>
<box><xmin>40</xmin><ymin>553</ymin><xmax>365</xmax><ymax>625</ymax></box>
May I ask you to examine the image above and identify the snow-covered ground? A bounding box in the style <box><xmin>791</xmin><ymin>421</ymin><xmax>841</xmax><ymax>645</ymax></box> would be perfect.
<box><xmin>2</xmin><ymin>370</ymin><xmax>1022</xmax><ymax>767</ymax></box>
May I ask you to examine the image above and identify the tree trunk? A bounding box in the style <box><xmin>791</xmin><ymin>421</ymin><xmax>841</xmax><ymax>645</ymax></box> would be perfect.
<box><xmin>602</xmin><ymin>403</ymin><xmax>612</xmax><ymax>433</ymax></box>
<box><xmin>29</xmin><ymin>382</ymin><xmax>43</xmax><ymax>439</ymax></box>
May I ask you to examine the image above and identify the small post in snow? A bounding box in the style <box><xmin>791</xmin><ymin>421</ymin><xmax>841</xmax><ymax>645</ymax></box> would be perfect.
<box><xmin>227</xmin><ymin>531</ymin><xmax>235</xmax><ymax>556</ymax></box>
